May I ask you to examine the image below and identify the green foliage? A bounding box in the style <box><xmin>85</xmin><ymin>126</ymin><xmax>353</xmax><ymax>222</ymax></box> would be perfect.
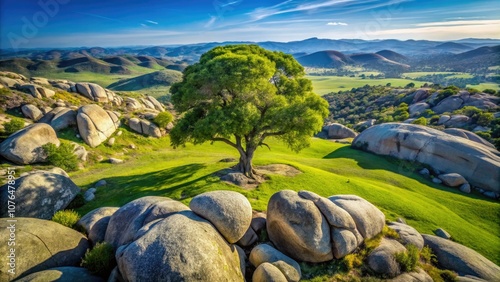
<box><xmin>419</xmin><ymin>246</ymin><xmax>435</xmax><ymax>264</ymax></box>
<box><xmin>405</xmin><ymin>82</ymin><xmax>415</xmax><ymax>88</ymax></box>
<box><xmin>483</xmin><ymin>88</ymin><xmax>497</xmax><ymax>95</ymax></box>
<box><xmin>394</xmin><ymin>103</ymin><xmax>410</xmax><ymax>121</ymax></box>
<box><xmin>430</xmin><ymin>115</ymin><xmax>440</xmax><ymax>124</ymax></box>
<box><xmin>421</xmin><ymin>264</ymin><xmax>458</xmax><ymax>282</ymax></box>
<box><xmin>42</xmin><ymin>142</ymin><xmax>79</xmax><ymax>172</ymax></box>
<box><xmin>153</xmin><ymin>111</ymin><xmax>173</xmax><ymax>128</ymax></box>
<box><xmin>52</xmin><ymin>210</ymin><xmax>80</xmax><ymax>229</ymax></box>
<box><xmin>81</xmin><ymin>242</ymin><xmax>116</xmax><ymax>277</ymax></box>
<box><xmin>395</xmin><ymin>244</ymin><xmax>419</xmax><ymax>272</ymax></box>
<box><xmin>2</xmin><ymin>117</ymin><xmax>25</xmax><ymax>135</ymax></box>
<box><xmin>477</xmin><ymin>112</ymin><xmax>494</xmax><ymax>127</ymax></box>
<box><xmin>341</xmin><ymin>253</ymin><xmax>363</xmax><ymax>270</ymax></box>
<box><xmin>411</xmin><ymin>117</ymin><xmax>428</xmax><ymax>126</ymax></box>
<box><xmin>171</xmin><ymin>45</ymin><xmax>329</xmax><ymax>175</ymax></box>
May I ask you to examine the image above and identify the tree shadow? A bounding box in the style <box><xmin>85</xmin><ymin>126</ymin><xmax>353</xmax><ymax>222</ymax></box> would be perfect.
<box><xmin>322</xmin><ymin>146</ymin><xmax>497</xmax><ymax>202</ymax></box>
<box><xmin>83</xmin><ymin>163</ymin><xmax>226</xmax><ymax>210</ymax></box>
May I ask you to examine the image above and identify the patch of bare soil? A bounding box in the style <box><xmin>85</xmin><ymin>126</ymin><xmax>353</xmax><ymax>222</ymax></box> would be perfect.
<box><xmin>216</xmin><ymin>164</ymin><xmax>302</xmax><ymax>190</ymax></box>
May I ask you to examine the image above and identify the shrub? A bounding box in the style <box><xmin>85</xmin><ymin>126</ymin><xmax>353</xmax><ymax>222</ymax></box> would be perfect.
<box><xmin>476</xmin><ymin>131</ymin><xmax>491</xmax><ymax>140</ymax></box>
<box><xmin>42</xmin><ymin>142</ymin><xmax>79</xmax><ymax>172</ymax></box>
<box><xmin>3</xmin><ymin>117</ymin><xmax>25</xmax><ymax>135</ymax></box>
<box><xmin>81</xmin><ymin>242</ymin><xmax>116</xmax><ymax>277</ymax></box>
<box><xmin>430</xmin><ymin>115</ymin><xmax>440</xmax><ymax>124</ymax></box>
<box><xmin>52</xmin><ymin>210</ymin><xmax>80</xmax><ymax>229</ymax></box>
<box><xmin>153</xmin><ymin>111</ymin><xmax>173</xmax><ymax>128</ymax></box>
<box><xmin>419</xmin><ymin>246</ymin><xmax>435</xmax><ymax>264</ymax></box>
<box><xmin>483</xmin><ymin>89</ymin><xmax>497</xmax><ymax>95</ymax></box>
<box><xmin>342</xmin><ymin>253</ymin><xmax>363</xmax><ymax>270</ymax></box>
<box><xmin>395</xmin><ymin>244</ymin><xmax>419</xmax><ymax>272</ymax></box>
<box><xmin>477</xmin><ymin>112</ymin><xmax>494</xmax><ymax>126</ymax></box>
<box><xmin>405</xmin><ymin>82</ymin><xmax>415</xmax><ymax>89</ymax></box>
<box><xmin>411</xmin><ymin>117</ymin><xmax>428</xmax><ymax>126</ymax></box>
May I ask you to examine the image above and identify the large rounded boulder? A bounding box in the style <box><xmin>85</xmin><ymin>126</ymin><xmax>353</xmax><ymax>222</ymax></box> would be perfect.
<box><xmin>189</xmin><ymin>190</ymin><xmax>252</xmax><ymax>243</ymax></box>
<box><xmin>423</xmin><ymin>235</ymin><xmax>500</xmax><ymax>281</ymax></box>
<box><xmin>105</xmin><ymin>196</ymin><xmax>189</xmax><ymax>248</ymax></box>
<box><xmin>352</xmin><ymin>123</ymin><xmax>500</xmax><ymax>193</ymax></box>
<box><xmin>322</xmin><ymin>123</ymin><xmax>358</xmax><ymax>139</ymax></box>
<box><xmin>0</xmin><ymin>218</ymin><xmax>89</xmax><ymax>281</ymax></box>
<box><xmin>0</xmin><ymin>123</ymin><xmax>59</xmax><ymax>165</ymax></box>
<box><xmin>0</xmin><ymin>172</ymin><xmax>80</xmax><ymax>219</ymax></box>
<box><xmin>76</xmin><ymin>104</ymin><xmax>120</xmax><ymax>147</ymax></box>
<box><xmin>267</xmin><ymin>190</ymin><xmax>333</xmax><ymax>262</ymax></box>
<box><xmin>116</xmin><ymin>211</ymin><xmax>244</xmax><ymax>281</ymax></box>
<box><xmin>329</xmin><ymin>194</ymin><xmax>385</xmax><ymax>240</ymax></box>
<box><xmin>77</xmin><ymin>207</ymin><xmax>119</xmax><ymax>245</ymax></box>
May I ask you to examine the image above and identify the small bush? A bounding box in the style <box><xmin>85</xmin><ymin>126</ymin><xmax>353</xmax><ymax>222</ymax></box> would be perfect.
<box><xmin>411</xmin><ymin>117</ymin><xmax>428</xmax><ymax>126</ymax></box>
<box><xmin>341</xmin><ymin>253</ymin><xmax>363</xmax><ymax>270</ymax></box>
<box><xmin>153</xmin><ymin>111</ymin><xmax>173</xmax><ymax>128</ymax></box>
<box><xmin>395</xmin><ymin>244</ymin><xmax>419</xmax><ymax>272</ymax></box>
<box><xmin>52</xmin><ymin>210</ymin><xmax>80</xmax><ymax>229</ymax></box>
<box><xmin>419</xmin><ymin>246</ymin><xmax>435</xmax><ymax>264</ymax></box>
<box><xmin>81</xmin><ymin>242</ymin><xmax>116</xmax><ymax>277</ymax></box>
<box><xmin>42</xmin><ymin>142</ymin><xmax>79</xmax><ymax>172</ymax></box>
<box><xmin>3</xmin><ymin>117</ymin><xmax>25</xmax><ymax>135</ymax></box>
<box><xmin>483</xmin><ymin>89</ymin><xmax>497</xmax><ymax>95</ymax></box>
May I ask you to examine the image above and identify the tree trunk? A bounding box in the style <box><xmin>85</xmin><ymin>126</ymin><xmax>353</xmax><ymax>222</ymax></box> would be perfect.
<box><xmin>235</xmin><ymin>147</ymin><xmax>255</xmax><ymax>178</ymax></box>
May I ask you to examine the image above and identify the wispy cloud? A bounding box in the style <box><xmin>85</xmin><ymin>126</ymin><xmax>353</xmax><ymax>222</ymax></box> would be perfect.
<box><xmin>205</xmin><ymin>15</ymin><xmax>217</xmax><ymax>28</ymax></box>
<box><xmin>247</xmin><ymin>0</ymin><xmax>358</xmax><ymax>21</ymax></box>
<box><xmin>77</xmin><ymin>12</ymin><xmax>125</xmax><ymax>23</ymax></box>
<box><xmin>365</xmin><ymin>19</ymin><xmax>500</xmax><ymax>40</ymax></box>
<box><xmin>146</xmin><ymin>20</ymin><xmax>158</xmax><ymax>25</ymax></box>
<box><xmin>327</xmin><ymin>22</ymin><xmax>348</xmax><ymax>26</ymax></box>
<box><xmin>415</xmin><ymin>19</ymin><xmax>499</xmax><ymax>27</ymax></box>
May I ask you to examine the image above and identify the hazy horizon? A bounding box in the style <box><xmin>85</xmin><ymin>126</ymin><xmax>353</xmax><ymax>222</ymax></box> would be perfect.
<box><xmin>1</xmin><ymin>0</ymin><xmax>500</xmax><ymax>49</ymax></box>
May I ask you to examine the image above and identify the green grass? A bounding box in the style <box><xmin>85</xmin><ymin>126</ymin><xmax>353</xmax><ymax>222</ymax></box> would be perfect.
<box><xmin>402</xmin><ymin>72</ymin><xmax>464</xmax><ymax>79</ymax></box>
<box><xmin>66</xmin><ymin>130</ymin><xmax>500</xmax><ymax>266</ymax></box>
<box><xmin>308</xmin><ymin>76</ymin><xmax>427</xmax><ymax>95</ymax></box>
<box><xmin>466</xmin><ymin>83</ymin><xmax>500</xmax><ymax>91</ymax></box>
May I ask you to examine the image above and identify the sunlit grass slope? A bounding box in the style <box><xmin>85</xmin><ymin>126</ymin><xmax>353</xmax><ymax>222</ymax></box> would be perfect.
<box><xmin>67</xmin><ymin>128</ymin><xmax>500</xmax><ymax>265</ymax></box>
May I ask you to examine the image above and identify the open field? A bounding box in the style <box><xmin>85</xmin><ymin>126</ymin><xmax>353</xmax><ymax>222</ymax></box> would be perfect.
<box><xmin>307</xmin><ymin>75</ymin><xmax>427</xmax><ymax>95</ymax></box>
<box><xmin>66</xmin><ymin>127</ymin><xmax>500</xmax><ymax>265</ymax></box>
<box><xmin>402</xmin><ymin>72</ymin><xmax>471</xmax><ymax>79</ymax></box>
<box><xmin>466</xmin><ymin>83</ymin><xmax>500</xmax><ymax>91</ymax></box>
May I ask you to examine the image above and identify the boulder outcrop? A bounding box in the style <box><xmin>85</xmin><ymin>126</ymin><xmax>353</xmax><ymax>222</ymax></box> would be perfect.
<box><xmin>352</xmin><ymin>123</ymin><xmax>500</xmax><ymax>193</ymax></box>
<box><xmin>0</xmin><ymin>218</ymin><xmax>89</xmax><ymax>281</ymax></box>
<box><xmin>322</xmin><ymin>123</ymin><xmax>358</xmax><ymax>139</ymax></box>
<box><xmin>76</xmin><ymin>104</ymin><xmax>120</xmax><ymax>147</ymax></box>
<box><xmin>116</xmin><ymin>211</ymin><xmax>244</xmax><ymax>281</ymax></box>
<box><xmin>0</xmin><ymin>172</ymin><xmax>80</xmax><ymax>219</ymax></box>
<box><xmin>423</xmin><ymin>235</ymin><xmax>500</xmax><ymax>281</ymax></box>
<box><xmin>0</xmin><ymin>123</ymin><xmax>59</xmax><ymax>165</ymax></box>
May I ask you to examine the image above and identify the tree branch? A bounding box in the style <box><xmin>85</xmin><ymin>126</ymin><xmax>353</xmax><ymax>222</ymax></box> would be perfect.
<box><xmin>211</xmin><ymin>137</ymin><xmax>238</xmax><ymax>149</ymax></box>
<box><xmin>259</xmin><ymin>142</ymin><xmax>271</xmax><ymax>150</ymax></box>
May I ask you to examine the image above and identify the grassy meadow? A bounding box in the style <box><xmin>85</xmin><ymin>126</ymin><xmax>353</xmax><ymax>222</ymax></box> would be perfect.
<box><xmin>307</xmin><ymin>75</ymin><xmax>427</xmax><ymax>95</ymax></box>
<box><xmin>66</xmin><ymin>126</ymin><xmax>500</xmax><ymax>265</ymax></box>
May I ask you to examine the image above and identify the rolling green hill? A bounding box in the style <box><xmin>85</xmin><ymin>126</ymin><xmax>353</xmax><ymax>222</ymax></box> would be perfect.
<box><xmin>66</xmin><ymin>129</ymin><xmax>500</xmax><ymax>265</ymax></box>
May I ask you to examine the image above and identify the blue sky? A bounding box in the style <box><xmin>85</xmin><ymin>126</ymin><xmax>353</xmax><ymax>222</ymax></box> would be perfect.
<box><xmin>1</xmin><ymin>0</ymin><xmax>499</xmax><ymax>49</ymax></box>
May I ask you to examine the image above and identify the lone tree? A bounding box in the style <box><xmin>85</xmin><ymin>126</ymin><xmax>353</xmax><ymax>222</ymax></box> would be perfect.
<box><xmin>170</xmin><ymin>45</ymin><xmax>329</xmax><ymax>178</ymax></box>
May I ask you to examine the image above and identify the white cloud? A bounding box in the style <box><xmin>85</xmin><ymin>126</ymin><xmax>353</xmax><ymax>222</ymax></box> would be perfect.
<box><xmin>327</xmin><ymin>22</ymin><xmax>348</xmax><ymax>26</ymax></box>
<box><xmin>415</xmin><ymin>19</ymin><xmax>500</xmax><ymax>27</ymax></box>
<box><xmin>146</xmin><ymin>20</ymin><xmax>158</xmax><ymax>25</ymax></box>
<box><xmin>363</xmin><ymin>20</ymin><xmax>500</xmax><ymax>40</ymax></box>
<box><xmin>247</xmin><ymin>0</ymin><xmax>353</xmax><ymax>21</ymax></box>
<box><xmin>205</xmin><ymin>15</ymin><xmax>217</xmax><ymax>28</ymax></box>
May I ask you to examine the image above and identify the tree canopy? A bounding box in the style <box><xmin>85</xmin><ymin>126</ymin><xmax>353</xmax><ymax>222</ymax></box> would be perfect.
<box><xmin>170</xmin><ymin>44</ymin><xmax>329</xmax><ymax>178</ymax></box>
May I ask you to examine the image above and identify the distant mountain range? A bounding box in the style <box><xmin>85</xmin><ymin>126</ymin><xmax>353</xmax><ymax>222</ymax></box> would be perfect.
<box><xmin>0</xmin><ymin>38</ymin><xmax>498</xmax><ymax>86</ymax></box>
<box><xmin>2</xmin><ymin>38</ymin><xmax>500</xmax><ymax>61</ymax></box>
